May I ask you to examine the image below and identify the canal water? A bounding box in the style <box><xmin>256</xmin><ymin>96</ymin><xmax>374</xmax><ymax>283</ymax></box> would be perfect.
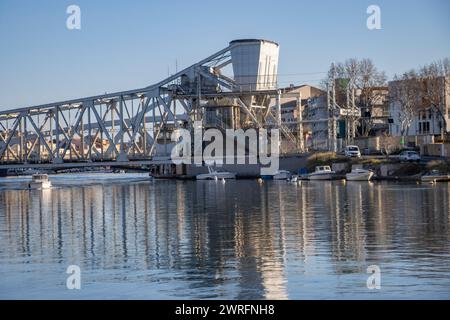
<box><xmin>0</xmin><ymin>179</ymin><xmax>449</xmax><ymax>299</ymax></box>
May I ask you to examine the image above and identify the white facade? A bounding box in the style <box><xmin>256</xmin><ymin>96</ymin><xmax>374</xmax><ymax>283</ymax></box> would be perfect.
<box><xmin>389</xmin><ymin>100</ymin><xmax>444</xmax><ymax>136</ymax></box>
<box><xmin>230</xmin><ymin>39</ymin><xmax>279</xmax><ymax>91</ymax></box>
<box><xmin>388</xmin><ymin>77</ymin><xmax>450</xmax><ymax>136</ymax></box>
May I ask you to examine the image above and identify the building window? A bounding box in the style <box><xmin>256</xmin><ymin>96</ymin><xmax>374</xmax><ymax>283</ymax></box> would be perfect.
<box><xmin>419</xmin><ymin>122</ymin><xmax>430</xmax><ymax>134</ymax></box>
<box><xmin>422</xmin><ymin>122</ymin><xmax>430</xmax><ymax>134</ymax></box>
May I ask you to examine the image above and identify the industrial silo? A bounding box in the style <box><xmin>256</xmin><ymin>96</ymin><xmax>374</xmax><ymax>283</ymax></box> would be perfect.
<box><xmin>230</xmin><ymin>39</ymin><xmax>279</xmax><ymax>91</ymax></box>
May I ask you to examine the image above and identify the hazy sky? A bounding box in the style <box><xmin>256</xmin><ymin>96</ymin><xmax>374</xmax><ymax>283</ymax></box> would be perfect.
<box><xmin>0</xmin><ymin>0</ymin><xmax>449</xmax><ymax>109</ymax></box>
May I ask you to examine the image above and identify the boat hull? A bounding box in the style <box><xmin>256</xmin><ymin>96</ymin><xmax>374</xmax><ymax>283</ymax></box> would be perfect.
<box><xmin>29</xmin><ymin>181</ymin><xmax>52</xmax><ymax>189</ymax></box>
<box><xmin>273</xmin><ymin>172</ymin><xmax>291</xmax><ymax>180</ymax></box>
<box><xmin>421</xmin><ymin>175</ymin><xmax>450</xmax><ymax>182</ymax></box>
<box><xmin>196</xmin><ymin>173</ymin><xmax>236</xmax><ymax>180</ymax></box>
<box><xmin>346</xmin><ymin>172</ymin><xmax>374</xmax><ymax>181</ymax></box>
<box><xmin>309</xmin><ymin>174</ymin><xmax>334</xmax><ymax>180</ymax></box>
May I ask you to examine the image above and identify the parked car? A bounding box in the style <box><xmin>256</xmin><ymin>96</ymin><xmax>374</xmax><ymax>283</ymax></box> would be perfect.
<box><xmin>344</xmin><ymin>145</ymin><xmax>361</xmax><ymax>158</ymax></box>
<box><xmin>398</xmin><ymin>150</ymin><xmax>421</xmax><ymax>162</ymax></box>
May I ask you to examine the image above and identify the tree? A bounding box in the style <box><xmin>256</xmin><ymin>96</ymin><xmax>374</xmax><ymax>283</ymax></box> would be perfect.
<box><xmin>323</xmin><ymin>59</ymin><xmax>387</xmax><ymax>137</ymax></box>
<box><xmin>379</xmin><ymin>134</ymin><xmax>399</xmax><ymax>157</ymax></box>
<box><xmin>390</xmin><ymin>71</ymin><xmax>421</xmax><ymax>137</ymax></box>
<box><xmin>417</xmin><ymin>58</ymin><xmax>450</xmax><ymax>139</ymax></box>
<box><xmin>357</xmin><ymin>59</ymin><xmax>387</xmax><ymax>136</ymax></box>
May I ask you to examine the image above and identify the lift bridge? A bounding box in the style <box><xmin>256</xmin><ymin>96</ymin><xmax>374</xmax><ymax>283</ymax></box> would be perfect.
<box><xmin>0</xmin><ymin>39</ymin><xmax>301</xmax><ymax>170</ymax></box>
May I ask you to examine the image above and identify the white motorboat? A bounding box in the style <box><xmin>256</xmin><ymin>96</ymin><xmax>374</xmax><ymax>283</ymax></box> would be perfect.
<box><xmin>273</xmin><ymin>170</ymin><xmax>292</xmax><ymax>180</ymax></box>
<box><xmin>308</xmin><ymin>166</ymin><xmax>335</xmax><ymax>180</ymax></box>
<box><xmin>346</xmin><ymin>168</ymin><xmax>374</xmax><ymax>181</ymax></box>
<box><xmin>421</xmin><ymin>170</ymin><xmax>450</xmax><ymax>182</ymax></box>
<box><xmin>29</xmin><ymin>174</ymin><xmax>52</xmax><ymax>189</ymax></box>
<box><xmin>288</xmin><ymin>175</ymin><xmax>298</xmax><ymax>183</ymax></box>
<box><xmin>196</xmin><ymin>166</ymin><xmax>236</xmax><ymax>180</ymax></box>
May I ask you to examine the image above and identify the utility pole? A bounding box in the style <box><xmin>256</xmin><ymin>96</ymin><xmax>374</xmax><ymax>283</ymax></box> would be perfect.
<box><xmin>197</xmin><ymin>70</ymin><xmax>202</xmax><ymax>122</ymax></box>
<box><xmin>346</xmin><ymin>81</ymin><xmax>350</xmax><ymax>146</ymax></box>
<box><xmin>351</xmin><ymin>81</ymin><xmax>357</xmax><ymax>143</ymax></box>
<box><xmin>328</xmin><ymin>63</ymin><xmax>338</xmax><ymax>152</ymax></box>
<box><xmin>345</xmin><ymin>79</ymin><xmax>357</xmax><ymax>146</ymax></box>
<box><xmin>441</xmin><ymin>76</ymin><xmax>446</xmax><ymax>141</ymax></box>
<box><xmin>297</xmin><ymin>92</ymin><xmax>304</xmax><ymax>152</ymax></box>
<box><xmin>276</xmin><ymin>90</ymin><xmax>282</xmax><ymax>152</ymax></box>
<box><xmin>332</xmin><ymin>74</ymin><xmax>337</xmax><ymax>152</ymax></box>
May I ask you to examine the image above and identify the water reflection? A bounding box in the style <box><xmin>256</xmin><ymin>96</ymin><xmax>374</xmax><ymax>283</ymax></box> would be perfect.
<box><xmin>0</xmin><ymin>180</ymin><xmax>449</xmax><ymax>299</ymax></box>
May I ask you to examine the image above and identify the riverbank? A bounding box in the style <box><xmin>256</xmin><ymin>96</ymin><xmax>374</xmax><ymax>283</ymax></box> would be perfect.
<box><xmin>306</xmin><ymin>152</ymin><xmax>450</xmax><ymax>181</ymax></box>
<box><xmin>1</xmin><ymin>152</ymin><xmax>449</xmax><ymax>182</ymax></box>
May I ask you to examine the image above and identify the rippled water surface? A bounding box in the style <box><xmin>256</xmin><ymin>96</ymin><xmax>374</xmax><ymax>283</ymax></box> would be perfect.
<box><xmin>0</xmin><ymin>178</ymin><xmax>449</xmax><ymax>299</ymax></box>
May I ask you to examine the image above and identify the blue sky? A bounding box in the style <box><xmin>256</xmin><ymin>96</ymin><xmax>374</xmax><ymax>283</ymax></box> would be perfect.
<box><xmin>0</xmin><ymin>0</ymin><xmax>449</xmax><ymax>109</ymax></box>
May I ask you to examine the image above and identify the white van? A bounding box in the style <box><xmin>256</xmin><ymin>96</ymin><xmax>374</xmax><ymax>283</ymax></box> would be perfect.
<box><xmin>344</xmin><ymin>145</ymin><xmax>361</xmax><ymax>158</ymax></box>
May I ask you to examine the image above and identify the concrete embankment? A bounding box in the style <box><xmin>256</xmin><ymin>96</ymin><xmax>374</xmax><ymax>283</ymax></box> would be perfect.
<box><xmin>159</xmin><ymin>152</ymin><xmax>449</xmax><ymax>180</ymax></box>
<box><xmin>183</xmin><ymin>154</ymin><xmax>309</xmax><ymax>178</ymax></box>
<box><xmin>310</xmin><ymin>152</ymin><xmax>450</xmax><ymax>181</ymax></box>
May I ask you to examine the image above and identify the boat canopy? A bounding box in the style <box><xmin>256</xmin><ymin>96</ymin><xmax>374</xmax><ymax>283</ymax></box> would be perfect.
<box><xmin>32</xmin><ymin>174</ymin><xmax>49</xmax><ymax>181</ymax></box>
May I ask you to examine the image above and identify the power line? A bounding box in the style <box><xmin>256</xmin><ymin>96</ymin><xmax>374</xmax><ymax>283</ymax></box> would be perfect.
<box><xmin>230</xmin><ymin>71</ymin><xmax>327</xmax><ymax>77</ymax></box>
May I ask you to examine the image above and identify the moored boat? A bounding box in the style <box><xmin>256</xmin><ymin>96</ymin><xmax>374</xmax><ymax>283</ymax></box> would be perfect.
<box><xmin>260</xmin><ymin>170</ymin><xmax>292</xmax><ymax>180</ymax></box>
<box><xmin>273</xmin><ymin>170</ymin><xmax>292</xmax><ymax>180</ymax></box>
<box><xmin>421</xmin><ymin>170</ymin><xmax>450</xmax><ymax>182</ymax></box>
<box><xmin>196</xmin><ymin>166</ymin><xmax>236</xmax><ymax>180</ymax></box>
<box><xmin>29</xmin><ymin>174</ymin><xmax>52</xmax><ymax>189</ymax></box>
<box><xmin>309</xmin><ymin>166</ymin><xmax>335</xmax><ymax>180</ymax></box>
<box><xmin>346</xmin><ymin>168</ymin><xmax>374</xmax><ymax>181</ymax></box>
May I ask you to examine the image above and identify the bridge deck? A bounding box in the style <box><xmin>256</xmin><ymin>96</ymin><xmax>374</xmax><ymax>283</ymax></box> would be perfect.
<box><xmin>0</xmin><ymin>159</ymin><xmax>174</xmax><ymax>170</ymax></box>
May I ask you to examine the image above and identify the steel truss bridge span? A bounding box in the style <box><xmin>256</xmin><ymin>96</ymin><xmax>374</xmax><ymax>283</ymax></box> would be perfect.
<box><xmin>0</xmin><ymin>40</ymin><xmax>301</xmax><ymax>169</ymax></box>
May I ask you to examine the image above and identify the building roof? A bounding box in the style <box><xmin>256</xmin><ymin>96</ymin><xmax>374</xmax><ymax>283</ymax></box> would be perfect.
<box><xmin>279</xmin><ymin>84</ymin><xmax>325</xmax><ymax>94</ymax></box>
<box><xmin>229</xmin><ymin>39</ymin><xmax>279</xmax><ymax>46</ymax></box>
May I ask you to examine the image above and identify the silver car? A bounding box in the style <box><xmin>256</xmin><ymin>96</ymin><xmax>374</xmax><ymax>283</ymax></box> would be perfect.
<box><xmin>344</xmin><ymin>145</ymin><xmax>361</xmax><ymax>158</ymax></box>
<box><xmin>399</xmin><ymin>151</ymin><xmax>421</xmax><ymax>162</ymax></box>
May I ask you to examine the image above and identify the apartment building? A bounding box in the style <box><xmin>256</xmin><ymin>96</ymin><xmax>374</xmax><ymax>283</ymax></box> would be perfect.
<box><xmin>389</xmin><ymin>76</ymin><xmax>450</xmax><ymax>137</ymax></box>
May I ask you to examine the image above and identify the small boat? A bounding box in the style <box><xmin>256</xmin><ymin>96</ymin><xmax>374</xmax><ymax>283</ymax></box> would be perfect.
<box><xmin>196</xmin><ymin>166</ymin><xmax>236</xmax><ymax>180</ymax></box>
<box><xmin>309</xmin><ymin>166</ymin><xmax>335</xmax><ymax>180</ymax></box>
<box><xmin>298</xmin><ymin>173</ymin><xmax>310</xmax><ymax>181</ymax></box>
<box><xmin>346</xmin><ymin>168</ymin><xmax>374</xmax><ymax>181</ymax></box>
<box><xmin>29</xmin><ymin>174</ymin><xmax>52</xmax><ymax>189</ymax></box>
<box><xmin>421</xmin><ymin>170</ymin><xmax>450</xmax><ymax>182</ymax></box>
<box><xmin>273</xmin><ymin>170</ymin><xmax>292</xmax><ymax>180</ymax></box>
<box><xmin>288</xmin><ymin>175</ymin><xmax>298</xmax><ymax>183</ymax></box>
<box><xmin>260</xmin><ymin>170</ymin><xmax>292</xmax><ymax>180</ymax></box>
